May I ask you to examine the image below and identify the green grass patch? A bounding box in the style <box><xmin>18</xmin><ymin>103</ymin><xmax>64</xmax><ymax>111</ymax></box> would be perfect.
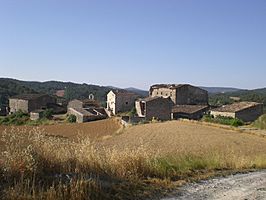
<box><xmin>202</xmin><ymin>115</ymin><xmax>244</xmax><ymax>127</ymax></box>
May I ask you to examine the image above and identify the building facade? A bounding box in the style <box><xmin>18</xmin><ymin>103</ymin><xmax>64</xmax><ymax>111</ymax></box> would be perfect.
<box><xmin>67</xmin><ymin>98</ymin><xmax>107</xmax><ymax>123</ymax></box>
<box><xmin>106</xmin><ymin>90</ymin><xmax>138</xmax><ymax>115</ymax></box>
<box><xmin>9</xmin><ymin>94</ymin><xmax>56</xmax><ymax>113</ymax></box>
<box><xmin>150</xmin><ymin>84</ymin><xmax>208</xmax><ymax>105</ymax></box>
<box><xmin>210</xmin><ymin>102</ymin><xmax>263</xmax><ymax>122</ymax></box>
<box><xmin>135</xmin><ymin>96</ymin><xmax>172</xmax><ymax>121</ymax></box>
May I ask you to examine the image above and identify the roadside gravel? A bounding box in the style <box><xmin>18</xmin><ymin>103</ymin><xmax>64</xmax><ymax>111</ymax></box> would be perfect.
<box><xmin>162</xmin><ymin>171</ymin><xmax>266</xmax><ymax>200</ymax></box>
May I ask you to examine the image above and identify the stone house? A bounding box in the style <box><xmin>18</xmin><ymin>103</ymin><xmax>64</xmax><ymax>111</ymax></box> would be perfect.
<box><xmin>171</xmin><ymin>105</ymin><xmax>209</xmax><ymax>120</ymax></box>
<box><xmin>106</xmin><ymin>90</ymin><xmax>138</xmax><ymax>115</ymax></box>
<box><xmin>67</xmin><ymin>99</ymin><xmax>107</xmax><ymax>123</ymax></box>
<box><xmin>68</xmin><ymin>99</ymin><xmax>100</xmax><ymax>110</ymax></box>
<box><xmin>135</xmin><ymin>96</ymin><xmax>172</xmax><ymax>121</ymax></box>
<box><xmin>68</xmin><ymin>107</ymin><xmax>107</xmax><ymax>123</ymax></box>
<box><xmin>150</xmin><ymin>84</ymin><xmax>208</xmax><ymax>105</ymax></box>
<box><xmin>9</xmin><ymin>94</ymin><xmax>56</xmax><ymax>114</ymax></box>
<box><xmin>210</xmin><ymin>102</ymin><xmax>263</xmax><ymax>122</ymax></box>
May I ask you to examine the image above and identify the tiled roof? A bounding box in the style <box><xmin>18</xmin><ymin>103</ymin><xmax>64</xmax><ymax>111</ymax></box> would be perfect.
<box><xmin>172</xmin><ymin>105</ymin><xmax>209</xmax><ymax>114</ymax></box>
<box><xmin>69</xmin><ymin>107</ymin><xmax>94</xmax><ymax>117</ymax></box>
<box><xmin>211</xmin><ymin>102</ymin><xmax>262</xmax><ymax>113</ymax></box>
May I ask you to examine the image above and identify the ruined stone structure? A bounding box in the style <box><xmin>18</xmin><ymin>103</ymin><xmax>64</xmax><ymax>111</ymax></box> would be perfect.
<box><xmin>135</xmin><ymin>96</ymin><xmax>172</xmax><ymax>121</ymax></box>
<box><xmin>150</xmin><ymin>84</ymin><xmax>208</xmax><ymax>105</ymax></box>
<box><xmin>68</xmin><ymin>99</ymin><xmax>100</xmax><ymax>110</ymax></box>
<box><xmin>106</xmin><ymin>90</ymin><xmax>138</xmax><ymax>115</ymax></box>
<box><xmin>210</xmin><ymin>102</ymin><xmax>263</xmax><ymax>122</ymax></box>
<box><xmin>9</xmin><ymin>94</ymin><xmax>56</xmax><ymax>113</ymax></box>
<box><xmin>67</xmin><ymin>99</ymin><xmax>107</xmax><ymax>123</ymax></box>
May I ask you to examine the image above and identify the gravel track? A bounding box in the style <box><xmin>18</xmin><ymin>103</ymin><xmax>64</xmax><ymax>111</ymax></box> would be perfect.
<box><xmin>163</xmin><ymin>171</ymin><xmax>266</xmax><ymax>200</ymax></box>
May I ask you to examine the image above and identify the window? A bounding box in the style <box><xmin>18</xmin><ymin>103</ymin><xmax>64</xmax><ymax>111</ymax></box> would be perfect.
<box><xmin>125</xmin><ymin>102</ymin><xmax>128</xmax><ymax>105</ymax></box>
<box><xmin>161</xmin><ymin>92</ymin><xmax>163</xmax><ymax>95</ymax></box>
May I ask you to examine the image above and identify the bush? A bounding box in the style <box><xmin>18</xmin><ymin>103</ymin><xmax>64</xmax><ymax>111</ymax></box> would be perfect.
<box><xmin>67</xmin><ymin>114</ymin><xmax>76</xmax><ymax>123</ymax></box>
<box><xmin>42</xmin><ymin>109</ymin><xmax>53</xmax><ymax>119</ymax></box>
<box><xmin>0</xmin><ymin>110</ymin><xmax>30</xmax><ymax>125</ymax></box>
<box><xmin>202</xmin><ymin>115</ymin><xmax>244</xmax><ymax>127</ymax></box>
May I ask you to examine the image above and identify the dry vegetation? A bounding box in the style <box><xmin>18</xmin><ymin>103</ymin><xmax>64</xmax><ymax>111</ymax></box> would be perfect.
<box><xmin>1</xmin><ymin>120</ymin><xmax>266</xmax><ymax>199</ymax></box>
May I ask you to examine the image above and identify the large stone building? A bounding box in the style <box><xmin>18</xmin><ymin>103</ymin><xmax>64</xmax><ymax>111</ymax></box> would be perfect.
<box><xmin>210</xmin><ymin>102</ymin><xmax>263</xmax><ymax>122</ymax></box>
<box><xmin>9</xmin><ymin>94</ymin><xmax>56</xmax><ymax>114</ymax></box>
<box><xmin>135</xmin><ymin>96</ymin><xmax>172</xmax><ymax>121</ymax></box>
<box><xmin>150</xmin><ymin>84</ymin><xmax>208</xmax><ymax>105</ymax></box>
<box><xmin>67</xmin><ymin>99</ymin><xmax>107</xmax><ymax>123</ymax></box>
<box><xmin>106</xmin><ymin>90</ymin><xmax>138</xmax><ymax>115</ymax></box>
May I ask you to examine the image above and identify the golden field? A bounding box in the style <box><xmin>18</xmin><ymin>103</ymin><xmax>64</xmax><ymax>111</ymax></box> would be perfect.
<box><xmin>1</xmin><ymin>120</ymin><xmax>266</xmax><ymax>199</ymax></box>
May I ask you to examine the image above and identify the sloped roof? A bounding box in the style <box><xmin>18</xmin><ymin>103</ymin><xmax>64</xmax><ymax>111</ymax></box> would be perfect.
<box><xmin>212</xmin><ymin>102</ymin><xmax>262</xmax><ymax>113</ymax></box>
<box><xmin>172</xmin><ymin>105</ymin><xmax>209</xmax><ymax>114</ymax></box>
<box><xmin>69</xmin><ymin>107</ymin><xmax>94</xmax><ymax>117</ymax></box>
<box><xmin>110</xmin><ymin>90</ymin><xmax>136</xmax><ymax>96</ymax></box>
<box><xmin>10</xmin><ymin>94</ymin><xmax>49</xmax><ymax>100</ymax></box>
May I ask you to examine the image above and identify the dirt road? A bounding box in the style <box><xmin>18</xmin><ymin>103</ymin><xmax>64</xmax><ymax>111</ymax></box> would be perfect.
<box><xmin>162</xmin><ymin>171</ymin><xmax>266</xmax><ymax>200</ymax></box>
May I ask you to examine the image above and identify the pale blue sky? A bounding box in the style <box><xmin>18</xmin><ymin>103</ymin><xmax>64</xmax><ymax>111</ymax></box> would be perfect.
<box><xmin>0</xmin><ymin>0</ymin><xmax>265</xmax><ymax>89</ymax></box>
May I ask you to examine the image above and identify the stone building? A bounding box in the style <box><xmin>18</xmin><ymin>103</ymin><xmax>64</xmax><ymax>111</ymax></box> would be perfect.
<box><xmin>68</xmin><ymin>99</ymin><xmax>100</xmax><ymax>110</ymax></box>
<box><xmin>9</xmin><ymin>94</ymin><xmax>56</xmax><ymax>114</ymax></box>
<box><xmin>210</xmin><ymin>102</ymin><xmax>263</xmax><ymax>122</ymax></box>
<box><xmin>150</xmin><ymin>84</ymin><xmax>208</xmax><ymax>105</ymax></box>
<box><xmin>67</xmin><ymin>99</ymin><xmax>107</xmax><ymax>123</ymax></box>
<box><xmin>68</xmin><ymin>107</ymin><xmax>107</xmax><ymax>123</ymax></box>
<box><xmin>135</xmin><ymin>96</ymin><xmax>172</xmax><ymax>121</ymax></box>
<box><xmin>106</xmin><ymin>90</ymin><xmax>138</xmax><ymax>115</ymax></box>
<box><xmin>171</xmin><ymin>105</ymin><xmax>209</xmax><ymax>120</ymax></box>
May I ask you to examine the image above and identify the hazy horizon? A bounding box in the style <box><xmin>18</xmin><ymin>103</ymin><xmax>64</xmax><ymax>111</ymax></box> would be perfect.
<box><xmin>1</xmin><ymin>76</ymin><xmax>264</xmax><ymax>91</ymax></box>
<box><xmin>0</xmin><ymin>0</ymin><xmax>265</xmax><ymax>90</ymax></box>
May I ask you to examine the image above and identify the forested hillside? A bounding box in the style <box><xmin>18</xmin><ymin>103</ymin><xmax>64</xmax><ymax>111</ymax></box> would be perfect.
<box><xmin>0</xmin><ymin>78</ymin><xmax>146</xmax><ymax>107</ymax></box>
<box><xmin>0</xmin><ymin>79</ymin><xmax>37</xmax><ymax>106</ymax></box>
<box><xmin>209</xmin><ymin>88</ymin><xmax>266</xmax><ymax>112</ymax></box>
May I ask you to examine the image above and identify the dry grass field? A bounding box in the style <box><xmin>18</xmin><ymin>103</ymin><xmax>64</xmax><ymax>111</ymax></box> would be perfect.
<box><xmin>1</xmin><ymin>120</ymin><xmax>266</xmax><ymax>199</ymax></box>
<box><xmin>0</xmin><ymin>118</ymin><xmax>121</xmax><ymax>140</ymax></box>
<box><xmin>100</xmin><ymin>121</ymin><xmax>266</xmax><ymax>157</ymax></box>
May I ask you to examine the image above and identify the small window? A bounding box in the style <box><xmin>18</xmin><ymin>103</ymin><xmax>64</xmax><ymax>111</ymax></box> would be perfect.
<box><xmin>161</xmin><ymin>92</ymin><xmax>163</xmax><ymax>95</ymax></box>
<box><xmin>157</xmin><ymin>92</ymin><xmax>159</xmax><ymax>95</ymax></box>
<box><xmin>125</xmin><ymin>102</ymin><xmax>128</xmax><ymax>105</ymax></box>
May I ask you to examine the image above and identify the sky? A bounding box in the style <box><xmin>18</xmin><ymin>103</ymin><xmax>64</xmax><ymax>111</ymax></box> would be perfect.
<box><xmin>0</xmin><ymin>0</ymin><xmax>265</xmax><ymax>90</ymax></box>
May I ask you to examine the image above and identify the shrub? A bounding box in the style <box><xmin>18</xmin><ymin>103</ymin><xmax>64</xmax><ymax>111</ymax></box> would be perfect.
<box><xmin>202</xmin><ymin>114</ymin><xmax>244</xmax><ymax>127</ymax></box>
<box><xmin>0</xmin><ymin>110</ymin><xmax>30</xmax><ymax>125</ymax></box>
<box><xmin>42</xmin><ymin>109</ymin><xmax>53</xmax><ymax>119</ymax></box>
<box><xmin>67</xmin><ymin>114</ymin><xmax>76</xmax><ymax>123</ymax></box>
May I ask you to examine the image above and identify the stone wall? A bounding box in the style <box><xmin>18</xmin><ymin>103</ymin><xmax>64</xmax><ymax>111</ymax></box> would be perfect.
<box><xmin>175</xmin><ymin>85</ymin><xmax>208</xmax><ymax>105</ymax></box>
<box><xmin>28</xmin><ymin>95</ymin><xmax>56</xmax><ymax>112</ymax></box>
<box><xmin>150</xmin><ymin>85</ymin><xmax>208</xmax><ymax>105</ymax></box>
<box><xmin>210</xmin><ymin>111</ymin><xmax>236</xmax><ymax>118</ymax></box>
<box><xmin>236</xmin><ymin>104</ymin><xmax>263</xmax><ymax>122</ymax></box>
<box><xmin>9</xmin><ymin>99</ymin><xmax>29</xmax><ymax>113</ymax></box>
<box><xmin>151</xmin><ymin>88</ymin><xmax>176</xmax><ymax>104</ymax></box>
<box><xmin>115</xmin><ymin>93</ymin><xmax>137</xmax><ymax>114</ymax></box>
<box><xmin>107</xmin><ymin>91</ymin><xmax>116</xmax><ymax>115</ymax></box>
<box><xmin>68</xmin><ymin>100</ymin><xmax>83</xmax><ymax>109</ymax></box>
<box><xmin>145</xmin><ymin>98</ymin><xmax>172</xmax><ymax>121</ymax></box>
